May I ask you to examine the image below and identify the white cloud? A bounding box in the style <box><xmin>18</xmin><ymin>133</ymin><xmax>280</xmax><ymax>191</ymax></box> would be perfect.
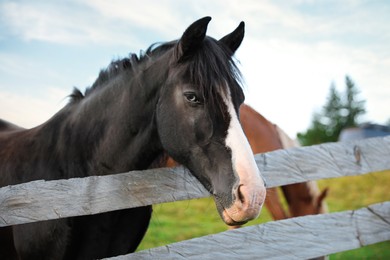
<box><xmin>0</xmin><ymin>1</ymin><xmax>144</xmax><ymax>46</ymax></box>
<box><xmin>82</xmin><ymin>0</ymin><xmax>186</xmax><ymax>37</ymax></box>
<box><xmin>1</xmin><ymin>2</ymin><xmax>82</xmax><ymax>44</ymax></box>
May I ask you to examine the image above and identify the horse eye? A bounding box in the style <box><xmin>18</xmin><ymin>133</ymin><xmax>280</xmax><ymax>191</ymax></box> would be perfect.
<box><xmin>184</xmin><ymin>92</ymin><xmax>201</xmax><ymax>104</ymax></box>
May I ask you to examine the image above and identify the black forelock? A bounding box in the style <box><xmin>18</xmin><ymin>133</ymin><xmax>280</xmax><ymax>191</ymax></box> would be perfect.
<box><xmin>182</xmin><ymin>36</ymin><xmax>244</xmax><ymax>114</ymax></box>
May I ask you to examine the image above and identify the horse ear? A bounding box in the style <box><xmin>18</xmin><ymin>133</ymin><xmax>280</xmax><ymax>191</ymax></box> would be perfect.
<box><xmin>176</xmin><ymin>16</ymin><xmax>211</xmax><ymax>61</ymax></box>
<box><xmin>316</xmin><ymin>187</ymin><xmax>329</xmax><ymax>211</ymax></box>
<box><xmin>219</xmin><ymin>21</ymin><xmax>245</xmax><ymax>54</ymax></box>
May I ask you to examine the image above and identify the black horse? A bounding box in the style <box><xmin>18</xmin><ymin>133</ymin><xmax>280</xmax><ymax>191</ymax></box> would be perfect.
<box><xmin>0</xmin><ymin>17</ymin><xmax>266</xmax><ymax>259</ymax></box>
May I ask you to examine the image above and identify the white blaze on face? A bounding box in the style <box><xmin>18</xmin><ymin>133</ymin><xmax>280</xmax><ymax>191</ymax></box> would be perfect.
<box><xmin>223</xmin><ymin>92</ymin><xmax>266</xmax><ymax>223</ymax></box>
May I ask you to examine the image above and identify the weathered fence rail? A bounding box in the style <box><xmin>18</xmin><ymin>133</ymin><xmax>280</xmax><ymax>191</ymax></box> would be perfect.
<box><xmin>111</xmin><ymin>202</ymin><xmax>390</xmax><ymax>260</ymax></box>
<box><xmin>1</xmin><ymin>136</ymin><xmax>390</xmax><ymax>258</ymax></box>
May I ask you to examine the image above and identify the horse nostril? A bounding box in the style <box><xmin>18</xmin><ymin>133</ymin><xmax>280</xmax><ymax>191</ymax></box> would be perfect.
<box><xmin>237</xmin><ymin>184</ymin><xmax>245</xmax><ymax>204</ymax></box>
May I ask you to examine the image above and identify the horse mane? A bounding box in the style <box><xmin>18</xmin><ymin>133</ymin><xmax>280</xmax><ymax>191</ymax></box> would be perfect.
<box><xmin>69</xmin><ymin>41</ymin><xmax>176</xmax><ymax>104</ymax></box>
<box><xmin>68</xmin><ymin>37</ymin><xmax>244</xmax><ymax>112</ymax></box>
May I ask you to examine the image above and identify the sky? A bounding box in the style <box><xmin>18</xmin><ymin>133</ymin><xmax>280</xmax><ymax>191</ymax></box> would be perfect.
<box><xmin>0</xmin><ymin>0</ymin><xmax>389</xmax><ymax>138</ymax></box>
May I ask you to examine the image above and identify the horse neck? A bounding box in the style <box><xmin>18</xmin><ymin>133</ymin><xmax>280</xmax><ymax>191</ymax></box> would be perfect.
<box><xmin>46</xmin><ymin>68</ymin><xmax>164</xmax><ymax>178</ymax></box>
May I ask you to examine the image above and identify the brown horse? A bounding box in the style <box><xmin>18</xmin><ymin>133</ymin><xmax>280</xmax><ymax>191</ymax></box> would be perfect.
<box><xmin>167</xmin><ymin>103</ymin><xmax>328</xmax><ymax>221</ymax></box>
<box><xmin>239</xmin><ymin>104</ymin><xmax>328</xmax><ymax>220</ymax></box>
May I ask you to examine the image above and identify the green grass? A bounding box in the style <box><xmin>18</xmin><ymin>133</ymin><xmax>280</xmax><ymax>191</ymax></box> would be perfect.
<box><xmin>137</xmin><ymin>171</ymin><xmax>390</xmax><ymax>258</ymax></box>
<box><xmin>317</xmin><ymin>170</ymin><xmax>390</xmax><ymax>259</ymax></box>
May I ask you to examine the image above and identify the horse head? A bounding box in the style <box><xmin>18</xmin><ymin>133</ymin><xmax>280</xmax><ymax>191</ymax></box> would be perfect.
<box><xmin>156</xmin><ymin>17</ymin><xmax>266</xmax><ymax>225</ymax></box>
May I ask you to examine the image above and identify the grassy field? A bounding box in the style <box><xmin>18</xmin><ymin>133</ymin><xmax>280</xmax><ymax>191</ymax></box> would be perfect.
<box><xmin>137</xmin><ymin>171</ymin><xmax>390</xmax><ymax>258</ymax></box>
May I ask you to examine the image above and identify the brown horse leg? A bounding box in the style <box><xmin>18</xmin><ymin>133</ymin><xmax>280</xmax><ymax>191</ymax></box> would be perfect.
<box><xmin>264</xmin><ymin>187</ymin><xmax>288</xmax><ymax>220</ymax></box>
<box><xmin>282</xmin><ymin>183</ymin><xmax>311</xmax><ymax>217</ymax></box>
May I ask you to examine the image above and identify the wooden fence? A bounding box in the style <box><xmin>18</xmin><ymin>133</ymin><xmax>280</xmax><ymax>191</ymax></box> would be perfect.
<box><xmin>1</xmin><ymin>136</ymin><xmax>389</xmax><ymax>259</ymax></box>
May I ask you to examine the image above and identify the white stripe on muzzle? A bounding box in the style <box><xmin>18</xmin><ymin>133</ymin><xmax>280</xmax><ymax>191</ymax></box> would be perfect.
<box><xmin>223</xmin><ymin>93</ymin><xmax>266</xmax><ymax>223</ymax></box>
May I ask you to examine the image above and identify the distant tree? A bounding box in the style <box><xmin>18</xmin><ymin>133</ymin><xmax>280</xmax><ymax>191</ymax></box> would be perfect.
<box><xmin>322</xmin><ymin>83</ymin><xmax>344</xmax><ymax>138</ymax></box>
<box><xmin>343</xmin><ymin>76</ymin><xmax>366</xmax><ymax>127</ymax></box>
<box><xmin>297</xmin><ymin>76</ymin><xmax>366</xmax><ymax>146</ymax></box>
<box><xmin>296</xmin><ymin>114</ymin><xmax>330</xmax><ymax>146</ymax></box>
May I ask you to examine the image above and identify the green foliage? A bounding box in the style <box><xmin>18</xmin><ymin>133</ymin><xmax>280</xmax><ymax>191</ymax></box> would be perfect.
<box><xmin>298</xmin><ymin>76</ymin><xmax>366</xmax><ymax>146</ymax></box>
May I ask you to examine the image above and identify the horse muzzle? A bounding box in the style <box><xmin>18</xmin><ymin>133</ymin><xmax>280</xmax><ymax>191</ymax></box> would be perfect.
<box><xmin>220</xmin><ymin>182</ymin><xmax>266</xmax><ymax>225</ymax></box>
